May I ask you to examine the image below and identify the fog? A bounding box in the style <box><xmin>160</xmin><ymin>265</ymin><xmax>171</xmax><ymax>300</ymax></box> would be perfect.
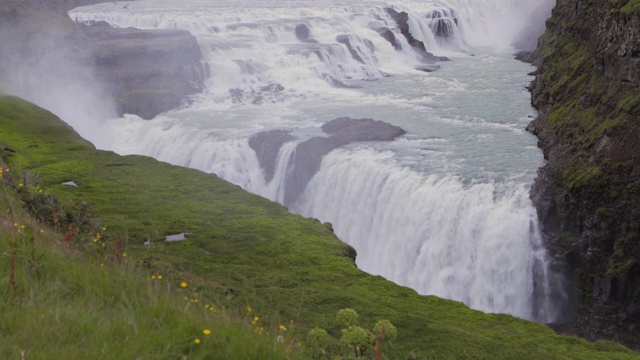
<box><xmin>0</xmin><ymin>7</ymin><xmax>117</xmax><ymax>147</ymax></box>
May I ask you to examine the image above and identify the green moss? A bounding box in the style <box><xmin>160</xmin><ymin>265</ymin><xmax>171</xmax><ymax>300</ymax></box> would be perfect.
<box><xmin>617</xmin><ymin>95</ymin><xmax>640</xmax><ymax>113</ymax></box>
<box><xmin>563</xmin><ymin>164</ymin><xmax>602</xmax><ymax>189</ymax></box>
<box><xmin>621</xmin><ymin>0</ymin><xmax>640</xmax><ymax>13</ymax></box>
<box><xmin>1</xmin><ymin>96</ymin><xmax>638</xmax><ymax>359</ymax></box>
<box><xmin>596</xmin><ymin>208</ymin><xmax>612</xmax><ymax>218</ymax></box>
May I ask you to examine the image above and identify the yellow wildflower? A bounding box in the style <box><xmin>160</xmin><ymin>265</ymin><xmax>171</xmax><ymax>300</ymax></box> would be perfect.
<box><xmin>246</xmin><ymin>306</ymin><xmax>252</xmax><ymax>313</ymax></box>
<box><xmin>279</xmin><ymin>325</ymin><xmax>287</xmax><ymax>331</ymax></box>
<box><xmin>203</xmin><ymin>329</ymin><xmax>211</xmax><ymax>335</ymax></box>
<box><xmin>157</xmin><ymin>275</ymin><xmax>163</xmax><ymax>280</ymax></box>
<box><xmin>194</xmin><ymin>338</ymin><xmax>201</xmax><ymax>344</ymax></box>
<box><xmin>151</xmin><ymin>275</ymin><xmax>157</xmax><ymax>279</ymax></box>
<box><xmin>181</xmin><ymin>282</ymin><xmax>188</xmax><ymax>288</ymax></box>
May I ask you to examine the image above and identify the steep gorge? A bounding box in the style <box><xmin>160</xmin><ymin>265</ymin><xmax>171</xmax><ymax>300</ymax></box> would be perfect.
<box><xmin>529</xmin><ymin>0</ymin><xmax>640</xmax><ymax>346</ymax></box>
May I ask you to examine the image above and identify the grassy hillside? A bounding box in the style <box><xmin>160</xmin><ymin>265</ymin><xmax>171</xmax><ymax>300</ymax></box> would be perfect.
<box><xmin>1</xmin><ymin>95</ymin><xmax>638</xmax><ymax>359</ymax></box>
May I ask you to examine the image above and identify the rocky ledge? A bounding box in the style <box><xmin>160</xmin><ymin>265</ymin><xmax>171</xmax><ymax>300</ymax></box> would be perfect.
<box><xmin>78</xmin><ymin>21</ymin><xmax>205</xmax><ymax>119</ymax></box>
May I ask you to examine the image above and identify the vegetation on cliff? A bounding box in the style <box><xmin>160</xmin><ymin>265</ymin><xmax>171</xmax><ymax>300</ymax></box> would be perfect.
<box><xmin>1</xmin><ymin>96</ymin><xmax>638</xmax><ymax>358</ymax></box>
<box><xmin>528</xmin><ymin>0</ymin><xmax>640</xmax><ymax>347</ymax></box>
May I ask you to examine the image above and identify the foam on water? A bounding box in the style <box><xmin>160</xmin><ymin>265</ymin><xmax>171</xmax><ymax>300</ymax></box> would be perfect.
<box><xmin>72</xmin><ymin>0</ymin><xmax>563</xmax><ymax>322</ymax></box>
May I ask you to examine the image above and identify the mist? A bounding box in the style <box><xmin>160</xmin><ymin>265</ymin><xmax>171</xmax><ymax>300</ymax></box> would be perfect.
<box><xmin>0</xmin><ymin>6</ymin><xmax>117</xmax><ymax>148</ymax></box>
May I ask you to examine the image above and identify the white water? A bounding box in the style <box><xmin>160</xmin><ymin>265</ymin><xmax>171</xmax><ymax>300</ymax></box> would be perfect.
<box><xmin>70</xmin><ymin>0</ymin><xmax>562</xmax><ymax>322</ymax></box>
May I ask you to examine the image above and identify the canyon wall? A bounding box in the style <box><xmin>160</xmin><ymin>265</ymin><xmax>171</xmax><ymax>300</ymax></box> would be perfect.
<box><xmin>529</xmin><ymin>0</ymin><xmax>640</xmax><ymax>346</ymax></box>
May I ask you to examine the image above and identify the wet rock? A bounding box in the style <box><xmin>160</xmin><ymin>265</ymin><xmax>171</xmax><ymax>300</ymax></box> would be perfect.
<box><xmin>336</xmin><ymin>34</ymin><xmax>374</xmax><ymax>64</ymax></box>
<box><xmin>295</xmin><ymin>23</ymin><xmax>316</xmax><ymax>43</ymax></box>
<box><xmin>249</xmin><ymin>130</ymin><xmax>295</xmax><ymax>183</ymax></box>
<box><xmin>80</xmin><ymin>24</ymin><xmax>205</xmax><ymax>119</ymax></box>
<box><xmin>377</xmin><ymin>27</ymin><xmax>401</xmax><ymax>50</ymax></box>
<box><xmin>284</xmin><ymin>117</ymin><xmax>405</xmax><ymax>205</ymax></box>
<box><xmin>386</xmin><ymin>8</ymin><xmax>449</xmax><ymax>64</ymax></box>
<box><xmin>415</xmin><ymin>64</ymin><xmax>441</xmax><ymax>72</ymax></box>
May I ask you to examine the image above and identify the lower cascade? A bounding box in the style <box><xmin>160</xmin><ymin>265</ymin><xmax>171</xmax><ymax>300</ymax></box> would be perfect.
<box><xmin>62</xmin><ymin>0</ymin><xmax>564</xmax><ymax>322</ymax></box>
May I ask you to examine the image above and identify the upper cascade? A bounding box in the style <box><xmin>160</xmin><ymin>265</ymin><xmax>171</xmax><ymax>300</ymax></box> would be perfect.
<box><xmin>70</xmin><ymin>0</ymin><xmax>555</xmax><ymax>105</ymax></box>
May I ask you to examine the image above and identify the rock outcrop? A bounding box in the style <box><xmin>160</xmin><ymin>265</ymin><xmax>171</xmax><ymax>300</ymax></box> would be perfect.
<box><xmin>385</xmin><ymin>8</ymin><xmax>449</xmax><ymax>65</ymax></box>
<box><xmin>528</xmin><ymin>0</ymin><xmax>640</xmax><ymax>347</ymax></box>
<box><xmin>78</xmin><ymin>22</ymin><xmax>205</xmax><ymax>119</ymax></box>
<box><xmin>250</xmin><ymin>118</ymin><xmax>406</xmax><ymax>206</ymax></box>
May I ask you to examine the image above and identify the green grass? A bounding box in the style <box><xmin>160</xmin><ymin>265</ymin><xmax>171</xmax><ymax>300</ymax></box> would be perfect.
<box><xmin>1</xmin><ymin>95</ymin><xmax>639</xmax><ymax>359</ymax></box>
<box><xmin>0</xmin><ymin>164</ymin><xmax>296</xmax><ymax>359</ymax></box>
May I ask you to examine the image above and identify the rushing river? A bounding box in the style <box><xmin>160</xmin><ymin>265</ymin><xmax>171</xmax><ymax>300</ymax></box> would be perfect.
<box><xmin>69</xmin><ymin>0</ymin><xmax>563</xmax><ymax>322</ymax></box>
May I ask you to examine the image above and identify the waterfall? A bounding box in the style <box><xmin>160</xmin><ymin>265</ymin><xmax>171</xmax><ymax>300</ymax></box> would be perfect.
<box><xmin>71</xmin><ymin>0</ymin><xmax>563</xmax><ymax>322</ymax></box>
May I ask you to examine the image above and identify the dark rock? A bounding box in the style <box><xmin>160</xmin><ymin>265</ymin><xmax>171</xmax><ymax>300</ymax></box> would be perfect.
<box><xmin>415</xmin><ymin>64</ymin><xmax>441</xmax><ymax>72</ymax></box>
<box><xmin>324</xmin><ymin>76</ymin><xmax>360</xmax><ymax>89</ymax></box>
<box><xmin>284</xmin><ymin>117</ymin><xmax>405</xmax><ymax>205</ymax></box>
<box><xmin>249</xmin><ymin>130</ymin><xmax>295</xmax><ymax>183</ymax></box>
<box><xmin>377</xmin><ymin>27</ymin><xmax>401</xmax><ymax>50</ymax></box>
<box><xmin>336</xmin><ymin>34</ymin><xmax>374</xmax><ymax>65</ymax></box>
<box><xmin>260</xmin><ymin>84</ymin><xmax>285</xmax><ymax>93</ymax></box>
<box><xmin>515</xmin><ymin>51</ymin><xmax>541</xmax><ymax>66</ymax></box>
<box><xmin>386</xmin><ymin>8</ymin><xmax>449</xmax><ymax>64</ymax></box>
<box><xmin>294</xmin><ymin>23</ymin><xmax>316</xmax><ymax>43</ymax></box>
<box><xmin>79</xmin><ymin>25</ymin><xmax>204</xmax><ymax>119</ymax></box>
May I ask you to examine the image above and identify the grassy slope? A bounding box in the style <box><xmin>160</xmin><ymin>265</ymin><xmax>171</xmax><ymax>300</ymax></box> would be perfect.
<box><xmin>0</xmin><ymin>149</ymin><xmax>294</xmax><ymax>357</ymax></box>
<box><xmin>0</xmin><ymin>96</ymin><xmax>638</xmax><ymax>359</ymax></box>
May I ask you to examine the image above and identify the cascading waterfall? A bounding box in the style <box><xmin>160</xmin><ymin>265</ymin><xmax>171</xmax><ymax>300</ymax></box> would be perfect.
<box><xmin>70</xmin><ymin>0</ymin><xmax>563</xmax><ymax>322</ymax></box>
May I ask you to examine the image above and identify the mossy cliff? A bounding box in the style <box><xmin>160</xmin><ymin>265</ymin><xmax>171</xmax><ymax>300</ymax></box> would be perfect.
<box><xmin>528</xmin><ymin>0</ymin><xmax>640</xmax><ymax>346</ymax></box>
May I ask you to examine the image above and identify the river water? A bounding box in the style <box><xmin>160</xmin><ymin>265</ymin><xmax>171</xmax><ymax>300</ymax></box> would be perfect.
<box><xmin>70</xmin><ymin>0</ymin><xmax>563</xmax><ymax>322</ymax></box>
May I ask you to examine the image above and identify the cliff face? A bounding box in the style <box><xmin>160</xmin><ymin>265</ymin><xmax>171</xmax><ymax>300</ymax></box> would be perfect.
<box><xmin>529</xmin><ymin>0</ymin><xmax>640</xmax><ymax>346</ymax></box>
<box><xmin>79</xmin><ymin>22</ymin><xmax>206</xmax><ymax>119</ymax></box>
<box><xmin>0</xmin><ymin>0</ymin><xmax>204</xmax><ymax>120</ymax></box>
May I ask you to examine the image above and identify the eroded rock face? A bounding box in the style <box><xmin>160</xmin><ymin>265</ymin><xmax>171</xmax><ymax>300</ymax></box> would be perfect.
<box><xmin>529</xmin><ymin>0</ymin><xmax>640</xmax><ymax>348</ymax></box>
<box><xmin>250</xmin><ymin>118</ymin><xmax>406</xmax><ymax>206</ymax></box>
<box><xmin>79</xmin><ymin>22</ymin><xmax>205</xmax><ymax>119</ymax></box>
